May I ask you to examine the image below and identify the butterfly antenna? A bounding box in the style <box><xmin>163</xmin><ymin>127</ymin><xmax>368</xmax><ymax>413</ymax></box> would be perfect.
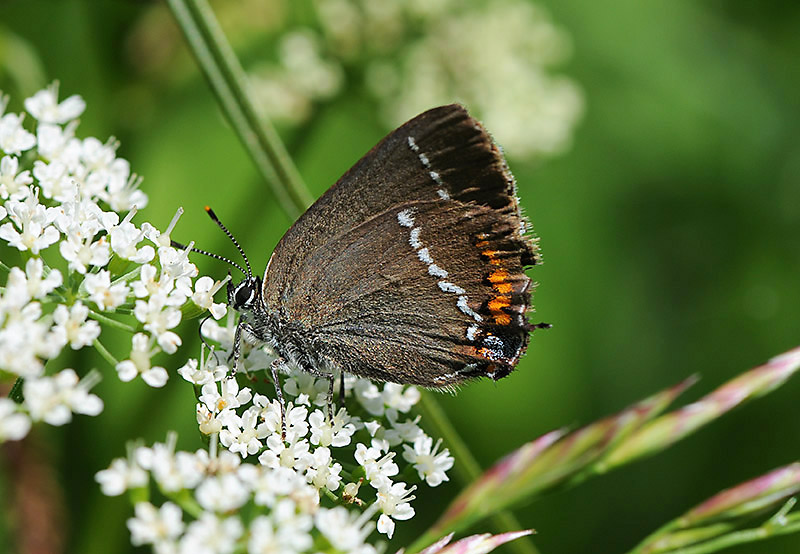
<box><xmin>204</xmin><ymin>206</ymin><xmax>253</xmax><ymax>278</ymax></box>
<box><xmin>170</xmin><ymin>239</ymin><xmax>249</xmax><ymax>276</ymax></box>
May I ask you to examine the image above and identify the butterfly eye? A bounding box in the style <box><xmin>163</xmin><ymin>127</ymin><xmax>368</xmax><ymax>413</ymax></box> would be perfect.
<box><xmin>234</xmin><ymin>284</ymin><xmax>254</xmax><ymax>308</ymax></box>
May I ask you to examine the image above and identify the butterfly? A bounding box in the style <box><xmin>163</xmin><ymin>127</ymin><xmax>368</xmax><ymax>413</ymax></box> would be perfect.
<box><xmin>177</xmin><ymin>104</ymin><xmax>547</xmax><ymax>428</ymax></box>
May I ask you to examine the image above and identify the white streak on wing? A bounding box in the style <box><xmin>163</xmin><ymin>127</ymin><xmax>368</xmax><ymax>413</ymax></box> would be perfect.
<box><xmin>428</xmin><ymin>264</ymin><xmax>448</xmax><ymax>278</ymax></box>
<box><xmin>409</xmin><ymin>227</ymin><xmax>422</xmax><ymax>249</ymax></box>
<box><xmin>457</xmin><ymin>296</ymin><xmax>483</xmax><ymax>322</ymax></box>
<box><xmin>417</xmin><ymin>247</ymin><xmax>434</xmax><ymax>265</ymax></box>
<box><xmin>397</xmin><ymin>209</ymin><xmax>415</xmax><ymax>227</ymax></box>
<box><xmin>438</xmin><ymin>281</ymin><xmax>465</xmax><ymax>295</ymax></box>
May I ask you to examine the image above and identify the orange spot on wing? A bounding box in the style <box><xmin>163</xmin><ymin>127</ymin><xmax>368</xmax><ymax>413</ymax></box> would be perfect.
<box><xmin>494</xmin><ymin>313</ymin><xmax>512</xmax><ymax>326</ymax></box>
<box><xmin>481</xmin><ymin>250</ymin><xmax>502</xmax><ymax>265</ymax></box>
<box><xmin>488</xmin><ymin>269</ymin><xmax>509</xmax><ymax>283</ymax></box>
<box><xmin>488</xmin><ymin>296</ymin><xmax>511</xmax><ymax>312</ymax></box>
<box><xmin>495</xmin><ymin>282</ymin><xmax>513</xmax><ymax>294</ymax></box>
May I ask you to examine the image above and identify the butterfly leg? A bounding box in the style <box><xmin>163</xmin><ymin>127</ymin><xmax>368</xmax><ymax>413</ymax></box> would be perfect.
<box><xmin>338</xmin><ymin>372</ymin><xmax>345</xmax><ymax>409</ymax></box>
<box><xmin>300</xmin><ymin>365</ymin><xmax>336</xmax><ymax>422</ymax></box>
<box><xmin>230</xmin><ymin>321</ymin><xmax>246</xmax><ymax>372</ymax></box>
<box><xmin>326</xmin><ymin>372</ymin><xmax>335</xmax><ymax>422</ymax></box>
<box><xmin>270</xmin><ymin>358</ymin><xmax>287</xmax><ymax>440</ymax></box>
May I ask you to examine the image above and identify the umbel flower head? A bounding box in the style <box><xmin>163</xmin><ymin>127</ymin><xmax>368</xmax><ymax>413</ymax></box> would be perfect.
<box><xmin>0</xmin><ymin>82</ymin><xmax>219</xmax><ymax>434</ymax></box>
<box><xmin>0</xmin><ymin>83</ymin><xmax>523</xmax><ymax>553</ymax></box>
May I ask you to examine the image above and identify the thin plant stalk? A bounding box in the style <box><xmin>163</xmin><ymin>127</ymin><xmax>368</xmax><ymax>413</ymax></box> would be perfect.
<box><xmin>166</xmin><ymin>0</ymin><xmax>312</xmax><ymax>218</ymax></box>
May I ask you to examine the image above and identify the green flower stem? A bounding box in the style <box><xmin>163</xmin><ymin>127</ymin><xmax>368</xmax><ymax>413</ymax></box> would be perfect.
<box><xmin>111</xmin><ymin>265</ymin><xmax>146</xmax><ymax>286</ymax></box>
<box><xmin>87</xmin><ymin>310</ymin><xmax>136</xmax><ymax>333</ymax></box>
<box><xmin>414</xmin><ymin>392</ymin><xmax>540</xmax><ymax>554</ymax></box>
<box><xmin>93</xmin><ymin>339</ymin><xmax>120</xmax><ymax>367</ymax></box>
<box><xmin>166</xmin><ymin>0</ymin><xmax>313</xmax><ymax>219</ymax></box>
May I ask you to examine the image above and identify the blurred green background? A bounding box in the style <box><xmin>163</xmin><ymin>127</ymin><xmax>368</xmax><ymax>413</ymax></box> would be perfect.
<box><xmin>1</xmin><ymin>0</ymin><xmax>799</xmax><ymax>553</ymax></box>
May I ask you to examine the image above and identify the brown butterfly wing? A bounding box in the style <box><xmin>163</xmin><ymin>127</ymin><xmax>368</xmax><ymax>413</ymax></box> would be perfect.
<box><xmin>263</xmin><ymin>105</ymin><xmax>539</xmax><ymax>386</ymax></box>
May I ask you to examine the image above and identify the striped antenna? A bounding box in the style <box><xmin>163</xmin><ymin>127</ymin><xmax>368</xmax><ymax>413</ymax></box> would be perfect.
<box><xmin>170</xmin><ymin>239</ymin><xmax>248</xmax><ymax>277</ymax></box>
<box><xmin>203</xmin><ymin>206</ymin><xmax>253</xmax><ymax>278</ymax></box>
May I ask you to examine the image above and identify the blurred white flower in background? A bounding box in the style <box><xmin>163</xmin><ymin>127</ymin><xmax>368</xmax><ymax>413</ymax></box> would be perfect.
<box><xmin>245</xmin><ymin>0</ymin><xmax>584</xmax><ymax>159</ymax></box>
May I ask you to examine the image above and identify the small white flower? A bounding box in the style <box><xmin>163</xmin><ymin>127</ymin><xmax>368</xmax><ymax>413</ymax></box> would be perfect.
<box><xmin>247</xmin><ymin>516</ymin><xmax>283</xmax><ymax>554</ymax></box>
<box><xmin>104</xmin><ymin>161</ymin><xmax>148</xmax><ymax>212</ymax></box>
<box><xmin>22</xmin><ymin>257</ymin><xmax>63</xmax><ymax>299</ymax></box>
<box><xmin>0</xmin><ymin>398</ymin><xmax>32</xmax><ymax>441</ymax></box>
<box><xmin>0</xmin><ymin>302</ymin><xmax>60</xmax><ymax>377</ymax></box>
<box><xmin>305</xmin><ymin>446</ymin><xmax>343</xmax><ymax>491</ymax></box>
<box><xmin>23</xmin><ymin>368</ymin><xmax>103</xmax><ymax>425</ymax></box>
<box><xmin>382</xmin><ymin>383</ymin><xmax>421</xmax><ymax>412</ymax></box>
<box><xmin>80</xmin><ymin>136</ymin><xmax>117</xmax><ymax>175</ymax></box>
<box><xmin>158</xmin><ymin>244</ymin><xmax>198</xmax><ymax>283</ymax></box>
<box><xmin>195</xmin><ymin>473</ymin><xmax>250</xmax><ymax>512</ymax></box>
<box><xmin>315</xmin><ymin>506</ymin><xmax>375</xmax><ymax>553</ymax></box>
<box><xmin>58</xmin><ymin>226</ymin><xmax>111</xmax><ymax>274</ymax></box>
<box><xmin>133</xmin><ymin>296</ymin><xmax>182</xmax><ymax>353</ymax></box>
<box><xmin>0</xmin><ymin>192</ymin><xmax>60</xmax><ymax>254</ymax></box>
<box><xmin>254</xmin><ymin>396</ymin><xmax>309</xmax><ymax>441</ymax></box>
<box><xmin>219</xmin><ymin>407</ymin><xmax>269</xmax><ymax>457</ymax></box>
<box><xmin>354</xmin><ymin>442</ymin><xmax>399</xmax><ymax>489</ymax></box>
<box><xmin>52</xmin><ymin>302</ymin><xmax>100</xmax><ymax>349</ymax></box>
<box><xmin>4</xmin><ymin>258</ymin><xmax>62</xmax><ymax>308</ymax></box>
<box><xmin>353</xmin><ymin>379</ymin><xmax>385</xmax><ymax>416</ymax></box>
<box><xmin>179</xmin><ymin>513</ymin><xmax>242</xmax><ymax>554</ymax></box>
<box><xmin>110</xmin><ymin>220</ymin><xmax>155</xmax><ymax>263</ymax></box>
<box><xmin>309</xmin><ymin>407</ymin><xmax>357</xmax><ymax>447</ymax></box>
<box><xmin>0</xmin><ymin>155</ymin><xmax>33</xmax><ymax>200</ymax></box>
<box><xmin>0</xmin><ymin>111</ymin><xmax>36</xmax><ymax>155</ymax></box>
<box><xmin>283</xmin><ymin>372</ymin><xmax>329</xmax><ymax>406</ymax></box>
<box><xmin>196</xmin><ymin>403</ymin><xmax>225</xmax><ymax>435</ymax></box>
<box><xmin>239</xmin><ymin>464</ymin><xmax>318</xmax><ymax>513</ymax></box>
<box><xmin>36</xmin><ymin>121</ymin><xmax>82</xmax><ymax>165</ymax></box>
<box><xmin>376</xmin><ymin>481</ymin><xmax>416</xmax><ymax>539</ymax></box>
<box><xmin>84</xmin><ymin>269</ymin><xmax>129</xmax><ymax>310</ymax></box>
<box><xmin>403</xmin><ymin>434</ymin><xmax>454</xmax><ymax>487</ymax></box>
<box><xmin>141</xmin><ymin>208</ymin><xmax>183</xmax><ymax>250</ymax></box>
<box><xmin>136</xmin><ymin>438</ymin><xmax>202</xmax><ymax>492</ymax></box>
<box><xmin>95</xmin><ymin>457</ymin><xmax>148</xmax><ymax>496</ymax></box>
<box><xmin>116</xmin><ymin>333</ymin><xmax>169</xmax><ymax>387</ymax></box>
<box><xmin>199</xmin><ymin>378</ymin><xmax>252</xmax><ymax>414</ymax></box>
<box><xmin>191</xmin><ymin>276</ymin><xmax>228</xmax><ymax>319</ymax></box>
<box><xmin>384</xmin><ymin>410</ymin><xmax>424</xmax><ymax>446</ymax></box>
<box><xmin>24</xmin><ymin>83</ymin><xmax>86</xmax><ymax>124</ymax></box>
<box><xmin>271</xmin><ymin>498</ymin><xmax>314</xmax><ymax>551</ymax></box>
<box><xmin>32</xmin><ymin>160</ymin><xmax>78</xmax><ymax>203</ymax></box>
<box><xmin>54</xmin><ymin>191</ymin><xmax>119</xmax><ymax>234</ymax></box>
<box><xmin>127</xmin><ymin>502</ymin><xmax>184</xmax><ymax>551</ymax></box>
<box><xmin>131</xmin><ymin>264</ymin><xmax>184</xmax><ymax>306</ymax></box>
<box><xmin>258</xmin><ymin>433</ymin><xmax>311</xmax><ymax>472</ymax></box>
<box><xmin>178</xmin><ymin>357</ymin><xmax>227</xmax><ymax>386</ymax></box>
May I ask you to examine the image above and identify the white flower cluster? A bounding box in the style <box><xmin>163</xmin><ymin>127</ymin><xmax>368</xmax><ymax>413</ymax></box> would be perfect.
<box><xmin>0</xmin><ymin>84</ymin><xmax>226</xmax><ymax>443</ymax></box>
<box><xmin>245</xmin><ymin>0</ymin><xmax>583</xmax><ymax>159</ymax></box>
<box><xmin>96</xmin><ymin>312</ymin><xmax>454</xmax><ymax>551</ymax></box>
